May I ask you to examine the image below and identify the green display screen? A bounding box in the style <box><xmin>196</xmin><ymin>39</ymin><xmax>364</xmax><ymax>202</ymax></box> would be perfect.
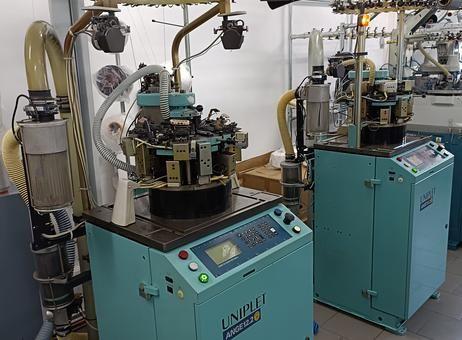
<box><xmin>205</xmin><ymin>240</ymin><xmax>241</xmax><ymax>266</ymax></box>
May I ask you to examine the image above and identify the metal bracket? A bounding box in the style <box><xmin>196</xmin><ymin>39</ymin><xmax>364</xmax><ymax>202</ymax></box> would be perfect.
<box><xmin>365</xmin><ymin>179</ymin><xmax>382</xmax><ymax>188</ymax></box>
<box><xmin>139</xmin><ymin>282</ymin><xmax>159</xmax><ymax>300</ymax></box>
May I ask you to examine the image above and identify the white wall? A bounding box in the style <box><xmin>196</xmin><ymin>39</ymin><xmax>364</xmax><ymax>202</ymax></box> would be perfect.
<box><xmin>0</xmin><ymin>0</ymin><xmax>50</xmax><ymax>139</ymax></box>
<box><xmin>85</xmin><ymin>0</ymin><xmax>289</xmax><ymax>160</ymax></box>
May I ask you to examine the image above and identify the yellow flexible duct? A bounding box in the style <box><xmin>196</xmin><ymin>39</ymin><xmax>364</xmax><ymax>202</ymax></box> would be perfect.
<box><xmin>341</xmin><ymin>58</ymin><xmax>376</xmax><ymax>85</ymax></box>
<box><xmin>277</xmin><ymin>90</ymin><xmax>296</xmax><ymax>158</ymax></box>
<box><xmin>418</xmin><ymin>42</ymin><xmax>451</xmax><ymax>78</ymax></box>
<box><xmin>1</xmin><ymin>130</ymin><xmax>28</xmax><ymax>204</ymax></box>
<box><xmin>25</xmin><ymin>21</ymin><xmax>67</xmax><ymax>96</ymax></box>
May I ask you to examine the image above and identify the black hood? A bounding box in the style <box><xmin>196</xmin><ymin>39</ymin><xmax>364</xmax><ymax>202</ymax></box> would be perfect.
<box><xmin>263</xmin><ymin>1</ymin><xmax>301</xmax><ymax>9</ymax></box>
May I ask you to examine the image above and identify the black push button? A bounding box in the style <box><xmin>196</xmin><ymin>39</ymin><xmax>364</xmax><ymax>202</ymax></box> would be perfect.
<box><xmin>274</xmin><ymin>208</ymin><xmax>282</xmax><ymax>217</ymax></box>
<box><xmin>283</xmin><ymin>213</ymin><xmax>295</xmax><ymax>225</ymax></box>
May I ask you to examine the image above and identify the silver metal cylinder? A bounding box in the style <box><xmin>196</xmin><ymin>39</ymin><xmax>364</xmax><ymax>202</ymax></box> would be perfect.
<box><xmin>438</xmin><ymin>0</ymin><xmax>462</xmax><ymax>9</ymax></box>
<box><xmin>281</xmin><ymin>161</ymin><xmax>303</xmax><ymax>215</ymax></box>
<box><xmin>354</xmin><ymin>25</ymin><xmax>366</xmax><ymax>148</ymax></box>
<box><xmin>19</xmin><ymin>120</ymin><xmax>73</xmax><ymax>211</ymax></box>
<box><xmin>304</xmin><ymin>83</ymin><xmax>331</xmax><ymax>135</ymax></box>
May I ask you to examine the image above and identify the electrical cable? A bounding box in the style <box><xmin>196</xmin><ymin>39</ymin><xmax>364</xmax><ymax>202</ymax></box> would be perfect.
<box><xmin>176</xmin><ymin>32</ymin><xmax>224</xmax><ymax>69</ymax></box>
<box><xmin>11</xmin><ymin>94</ymin><xmax>32</xmax><ymax>142</ymax></box>
<box><xmin>120</xmin><ymin>98</ymin><xmax>138</xmax><ymax>144</ymax></box>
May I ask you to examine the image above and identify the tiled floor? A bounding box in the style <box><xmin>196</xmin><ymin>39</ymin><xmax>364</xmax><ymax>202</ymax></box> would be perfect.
<box><xmin>314</xmin><ymin>247</ymin><xmax>462</xmax><ymax>340</ymax></box>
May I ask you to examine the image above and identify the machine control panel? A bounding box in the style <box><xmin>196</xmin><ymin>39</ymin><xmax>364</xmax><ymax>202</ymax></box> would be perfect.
<box><xmin>191</xmin><ymin>215</ymin><xmax>292</xmax><ymax>277</ymax></box>
<box><xmin>395</xmin><ymin>143</ymin><xmax>452</xmax><ymax>175</ymax></box>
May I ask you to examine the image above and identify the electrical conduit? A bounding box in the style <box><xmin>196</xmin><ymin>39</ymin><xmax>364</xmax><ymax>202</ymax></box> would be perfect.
<box><xmin>93</xmin><ymin>65</ymin><xmax>169</xmax><ymax>173</ymax></box>
<box><xmin>277</xmin><ymin>90</ymin><xmax>296</xmax><ymax>159</ymax></box>
<box><xmin>35</xmin><ymin>319</ymin><xmax>54</xmax><ymax>340</ymax></box>
<box><xmin>52</xmin><ymin>210</ymin><xmax>76</xmax><ymax>269</ymax></box>
<box><xmin>160</xmin><ymin>69</ymin><xmax>171</xmax><ymax>120</ymax></box>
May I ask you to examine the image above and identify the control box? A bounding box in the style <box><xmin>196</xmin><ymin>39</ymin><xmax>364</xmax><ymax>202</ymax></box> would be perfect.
<box><xmin>87</xmin><ymin>204</ymin><xmax>314</xmax><ymax>340</ymax></box>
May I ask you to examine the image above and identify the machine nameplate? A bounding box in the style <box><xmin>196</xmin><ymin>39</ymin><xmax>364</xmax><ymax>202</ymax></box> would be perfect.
<box><xmin>420</xmin><ymin>188</ymin><xmax>435</xmax><ymax>211</ymax></box>
<box><xmin>191</xmin><ymin>215</ymin><xmax>291</xmax><ymax>277</ymax></box>
<box><xmin>221</xmin><ymin>293</ymin><xmax>265</xmax><ymax>340</ymax></box>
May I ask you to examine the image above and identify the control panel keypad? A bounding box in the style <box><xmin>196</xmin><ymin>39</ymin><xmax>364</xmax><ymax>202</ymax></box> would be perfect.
<box><xmin>192</xmin><ymin>213</ymin><xmax>293</xmax><ymax>277</ymax></box>
<box><xmin>238</xmin><ymin>222</ymin><xmax>279</xmax><ymax>248</ymax></box>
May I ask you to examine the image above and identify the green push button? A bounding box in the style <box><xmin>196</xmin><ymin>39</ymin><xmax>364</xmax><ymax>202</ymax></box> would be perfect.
<box><xmin>198</xmin><ymin>273</ymin><xmax>209</xmax><ymax>284</ymax></box>
<box><xmin>412</xmin><ymin>168</ymin><xmax>418</xmax><ymax>174</ymax></box>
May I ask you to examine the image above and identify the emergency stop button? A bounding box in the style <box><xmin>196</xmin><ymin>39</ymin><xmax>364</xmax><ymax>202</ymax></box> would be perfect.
<box><xmin>178</xmin><ymin>250</ymin><xmax>189</xmax><ymax>260</ymax></box>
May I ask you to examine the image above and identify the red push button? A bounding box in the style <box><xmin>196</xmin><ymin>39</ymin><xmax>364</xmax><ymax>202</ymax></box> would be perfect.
<box><xmin>178</xmin><ymin>250</ymin><xmax>189</xmax><ymax>260</ymax></box>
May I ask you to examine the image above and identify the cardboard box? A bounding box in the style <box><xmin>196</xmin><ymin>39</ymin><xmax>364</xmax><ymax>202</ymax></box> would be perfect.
<box><xmin>237</xmin><ymin>153</ymin><xmax>312</xmax><ymax>224</ymax></box>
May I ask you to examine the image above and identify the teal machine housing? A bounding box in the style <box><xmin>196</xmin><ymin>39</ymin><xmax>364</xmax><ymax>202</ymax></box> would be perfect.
<box><xmin>85</xmin><ymin>189</ymin><xmax>313</xmax><ymax>340</ymax></box>
<box><xmin>408</xmin><ymin>127</ymin><xmax>462</xmax><ymax>249</ymax></box>
<box><xmin>313</xmin><ymin>139</ymin><xmax>454</xmax><ymax>334</ymax></box>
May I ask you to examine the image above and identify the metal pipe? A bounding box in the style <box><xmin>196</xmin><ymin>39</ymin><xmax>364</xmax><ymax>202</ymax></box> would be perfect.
<box><xmin>115</xmin><ymin>54</ymin><xmax>126</xmax><ymax>113</ymax></box>
<box><xmin>288</xmin><ymin>3</ymin><xmax>293</xmax><ymax>89</ymax></box>
<box><xmin>183</xmin><ymin>4</ymin><xmax>192</xmax><ymax>75</ymax></box>
<box><xmin>172</xmin><ymin>4</ymin><xmax>221</xmax><ymax>90</ymax></box>
<box><xmin>396</xmin><ymin>10</ymin><xmax>406</xmax><ymax>82</ymax></box>
<box><xmin>354</xmin><ymin>24</ymin><xmax>366</xmax><ymax>148</ymax></box>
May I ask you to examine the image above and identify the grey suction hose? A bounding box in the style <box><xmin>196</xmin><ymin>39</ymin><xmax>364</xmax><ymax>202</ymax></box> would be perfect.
<box><xmin>35</xmin><ymin>319</ymin><xmax>54</xmax><ymax>340</ymax></box>
<box><xmin>93</xmin><ymin>64</ymin><xmax>169</xmax><ymax>173</ymax></box>
<box><xmin>160</xmin><ymin>69</ymin><xmax>171</xmax><ymax>120</ymax></box>
<box><xmin>52</xmin><ymin>210</ymin><xmax>75</xmax><ymax>269</ymax></box>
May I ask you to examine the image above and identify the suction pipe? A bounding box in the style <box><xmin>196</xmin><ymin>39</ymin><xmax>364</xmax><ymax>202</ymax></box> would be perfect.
<box><xmin>0</xmin><ymin>146</ymin><xmax>10</xmax><ymax>194</ymax></box>
<box><xmin>1</xmin><ymin>130</ymin><xmax>28</xmax><ymax>203</ymax></box>
<box><xmin>417</xmin><ymin>42</ymin><xmax>451</xmax><ymax>78</ymax></box>
<box><xmin>277</xmin><ymin>90</ymin><xmax>296</xmax><ymax>159</ymax></box>
<box><xmin>25</xmin><ymin>21</ymin><xmax>67</xmax><ymax>96</ymax></box>
<box><xmin>35</xmin><ymin>319</ymin><xmax>54</xmax><ymax>340</ymax></box>
<box><xmin>93</xmin><ymin>65</ymin><xmax>168</xmax><ymax>173</ymax></box>
<box><xmin>172</xmin><ymin>3</ymin><xmax>223</xmax><ymax>90</ymax></box>
<box><xmin>308</xmin><ymin>30</ymin><xmax>324</xmax><ymax>75</ymax></box>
